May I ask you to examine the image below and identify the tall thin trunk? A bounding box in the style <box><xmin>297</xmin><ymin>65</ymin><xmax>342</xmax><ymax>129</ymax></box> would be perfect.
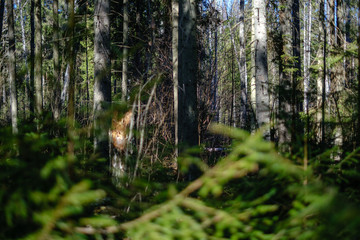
<box><xmin>321</xmin><ymin>0</ymin><xmax>326</xmax><ymax>147</ymax></box>
<box><xmin>303</xmin><ymin>0</ymin><xmax>311</xmax><ymax>176</ymax></box>
<box><xmin>239</xmin><ymin>0</ymin><xmax>247</xmax><ymax>129</ymax></box>
<box><xmin>93</xmin><ymin>0</ymin><xmax>111</xmax><ymax>157</ymax></box>
<box><xmin>172</xmin><ymin>0</ymin><xmax>179</xmax><ymax>157</ymax></box>
<box><xmin>253</xmin><ymin>0</ymin><xmax>270</xmax><ymax>138</ymax></box>
<box><xmin>29</xmin><ymin>0</ymin><xmax>35</xmax><ymax>116</ymax></box>
<box><xmin>292</xmin><ymin>0</ymin><xmax>301</xmax><ymax>148</ymax></box>
<box><xmin>85</xmin><ymin>1</ymin><xmax>90</xmax><ymax>120</ymax></box>
<box><xmin>17</xmin><ymin>0</ymin><xmax>27</xmax><ymax>117</ymax></box>
<box><xmin>67</xmin><ymin>0</ymin><xmax>75</xmax><ymax>125</ymax></box>
<box><xmin>122</xmin><ymin>0</ymin><xmax>128</xmax><ymax>101</ymax></box>
<box><xmin>34</xmin><ymin>0</ymin><xmax>42</xmax><ymax>118</ymax></box>
<box><xmin>278</xmin><ymin>0</ymin><xmax>292</xmax><ymax>145</ymax></box>
<box><xmin>303</xmin><ymin>0</ymin><xmax>312</xmax><ymax>114</ymax></box>
<box><xmin>7</xmin><ymin>0</ymin><xmax>17</xmax><ymax>134</ymax></box>
<box><xmin>53</xmin><ymin>0</ymin><xmax>61</xmax><ymax>120</ymax></box>
<box><xmin>357</xmin><ymin>0</ymin><xmax>360</xmax><ymax>146</ymax></box>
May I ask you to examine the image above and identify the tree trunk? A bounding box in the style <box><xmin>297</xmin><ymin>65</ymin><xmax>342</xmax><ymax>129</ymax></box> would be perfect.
<box><xmin>172</xmin><ymin>0</ymin><xmax>179</xmax><ymax>156</ymax></box>
<box><xmin>292</xmin><ymin>0</ymin><xmax>301</xmax><ymax>148</ymax></box>
<box><xmin>278</xmin><ymin>0</ymin><xmax>292</xmax><ymax>147</ymax></box>
<box><xmin>253</xmin><ymin>0</ymin><xmax>270</xmax><ymax>139</ymax></box>
<box><xmin>357</xmin><ymin>0</ymin><xmax>360</xmax><ymax>146</ymax></box>
<box><xmin>17</xmin><ymin>0</ymin><xmax>28</xmax><ymax>117</ymax></box>
<box><xmin>29</xmin><ymin>0</ymin><xmax>35</xmax><ymax>116</ymax></box>
<box><xmin>7</xmin><ymin>0</ymin><xmax>17</xmax><ymax>134</ymax></box>
<box><xmin>239</xmin><ymin>0</ymin><xmax>247</xmax><ymax>129</ymax></box>
<box><xmin>53</xmin><ymin>0</ymin><xmax>61</xmax><ymax>120</ymax></box>
<box><xmin>34</xmin><ymin>0</ymin><xmax>42</xmax><ymax>118</ymax></box>
<box><xmin>303</xmin><ymin>0</ymin><xmax>312</xmax><ymax>115</ymax></box>
<box><xmin>94</xmin><ymin>0</ymin><xmax>111</xmax><ymax>157</ymax></box>
<box><xmin>67</xmin><ymin>0</ymin><xmax>75</xmax><ymax>126</ymax></box>
<box><xmin>321</xmin><ymin>0</ymin><xmax>327</xmax><ymax>146</ymax></box>
<box><xmin>173</xmin><ymin>0</ymin><xmax>199</xmax><ymax>179</ymax></box>
<box><xmin>121</xmin><ymin>0</ymin><xmax>128</xmax><ymax>101</ymax></box>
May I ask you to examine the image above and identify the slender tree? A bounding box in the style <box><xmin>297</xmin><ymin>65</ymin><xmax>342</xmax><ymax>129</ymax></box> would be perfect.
<box><xmin>52</xmin><ymin>0</ymin><xmax>61</xmax><ymax>120</ymax></box>
<box><xmin>34</xmin><ymin>0</ymin><xmax>42</xmax><ymax>118</ymax></box>
<box><xmin>253</xmin><ymin>0</ymin><xmax>270</xmax><ymax>138</ymax></box>
<box><xmin>7</xmin><ymin>0</ymin><xmax>17</xmax><ymax>134</ymax></box>
<box><xmin>278</xmin><ymin>0</ymin><xmax>292</xmax><ymax>146</ymax></box>
<box><xmin>357</xmin><ymin>0</ymin><xmax>360</xmax><ymax>146</ymax></box>
<box><xmin>122</xmin><ymin>0</ymin><xmax>128</xmax><ymax>101</ymax></box>
<box><xmin>239</xmin><ymin>0</ymin><xmax>247</xmax><ymax>129</ymax></box>
<box><xmin>93</xmin><ymin>0</ymin><xmax>111</xmax><ymax>157</ymax></box>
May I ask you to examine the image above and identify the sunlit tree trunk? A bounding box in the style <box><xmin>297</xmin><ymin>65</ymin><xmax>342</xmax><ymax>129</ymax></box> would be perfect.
<box><xmin>172</xmin><ymin>0</ymin><xmax>179</xmax><ymax>156</ymax></box>
<box><xmin>34</xmin><ymin>0</ymin><xmax>42</xmax><ymax>118</ymax></box>
<box><xmin>303</xmin><ymin>0</ymin><xmax>312</xmax><ymax>115</ymax></box>
<box><xmin>122</xmin><ymin>0</ymin><xmax>128</xmax><ymax>101</ymax></box>
<box><xmin>7</xmin><ymin>0</ymin><xmax>17</xmax><ymax>134</ymax></box>
<box><xmin>303</xmin><ymin>0</ymin><xmax>312</xmax><ymax>172</ymax></box>
<box><xmin>239</xmin><ymin>0</ymin><xmax>247</xmax><ymax>129</ymax></box>
<box><xmin>93</xmin><ymin>0</ymin><xmax>111</xmax><ymax>157</ymax></box>
<box><xmin>253</xmin><ymin>0</ymin><xmax>270</xmax><ymax>139</ymax></box>
<box><xmin>52</xmin><ymin>0</ymin><xmax>61</xmax><ymax>120</ymax></box>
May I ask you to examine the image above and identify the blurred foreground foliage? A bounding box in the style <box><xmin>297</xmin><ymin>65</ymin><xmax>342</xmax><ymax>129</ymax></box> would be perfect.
<box><xmin>1</xmin><ymin>121</ymin><xmax>360</xmax><ymax>239</ymax></box>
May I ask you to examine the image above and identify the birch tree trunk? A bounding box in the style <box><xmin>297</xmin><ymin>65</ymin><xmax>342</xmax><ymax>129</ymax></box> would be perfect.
<box><xmin>253</xmin><ymin>0</ymin><xmax>270</xmax><ymax>139</ymax></box>
<box><xmin>122</xmin><ymin>0</ymin><xmax>128</xmax><ymax>101</ymax></box>
<box><xmin>7</xmin><ymin>0</ymin><xmax>17</xmax><ymax>134</ymax></box>
<box><xmin>94</xmin><ymin>0</ymin><xmax>111</xmax><ymax>157</ymax></box>
<box><xmin>303</xmin><ymin>0</ymin><xmax>312</xmax><ymax>115</ymax></box>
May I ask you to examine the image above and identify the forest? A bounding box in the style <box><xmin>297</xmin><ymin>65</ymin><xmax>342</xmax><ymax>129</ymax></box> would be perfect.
<box><xmin>1</xmin><ymin>0</ymin><xmax>360</xmax><ymax>238</ymax></box>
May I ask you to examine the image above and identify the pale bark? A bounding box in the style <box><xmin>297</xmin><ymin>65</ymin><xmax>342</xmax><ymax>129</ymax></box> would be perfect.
<box><xmin>34</xmin><ymin>0</ymin><xmax>42</xmax><ymax>118</ymax></box>
<box><xmin>253</xmin><ymin>0</ymin><xmax>270</xmax><ymax>139</ymax></box>
<box><xmin>239</xmin><ymin>0</ymin><xmax>247</xmax><ymax>129</ymax></box>
<box><xmin>172</xmin><ymin>0</ymin><xmax>179</xmax><ymax>156</ymax></box>
<box><xmin>93</xmin><ymin>0</ymin><xmax>111</xmax><ymax>157</ymax></box>
<box><xmin>122</xmin><ymin>0</ymin><xmax>128</xmax><ymax>101</ymax></box>
<box><xmin>303</xmin><ymin>0</ymin><xmax>312</xmax><ymax>114</ymax></box>
<box><xmin>53</xmin><ymin>0</ymin><xmax>61</xmax><ymax>120</ymax></box>
<box><xmin>7</xmin><ymin>0</ymin><xmax>17</xmax><ymax>134</ymax></box>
